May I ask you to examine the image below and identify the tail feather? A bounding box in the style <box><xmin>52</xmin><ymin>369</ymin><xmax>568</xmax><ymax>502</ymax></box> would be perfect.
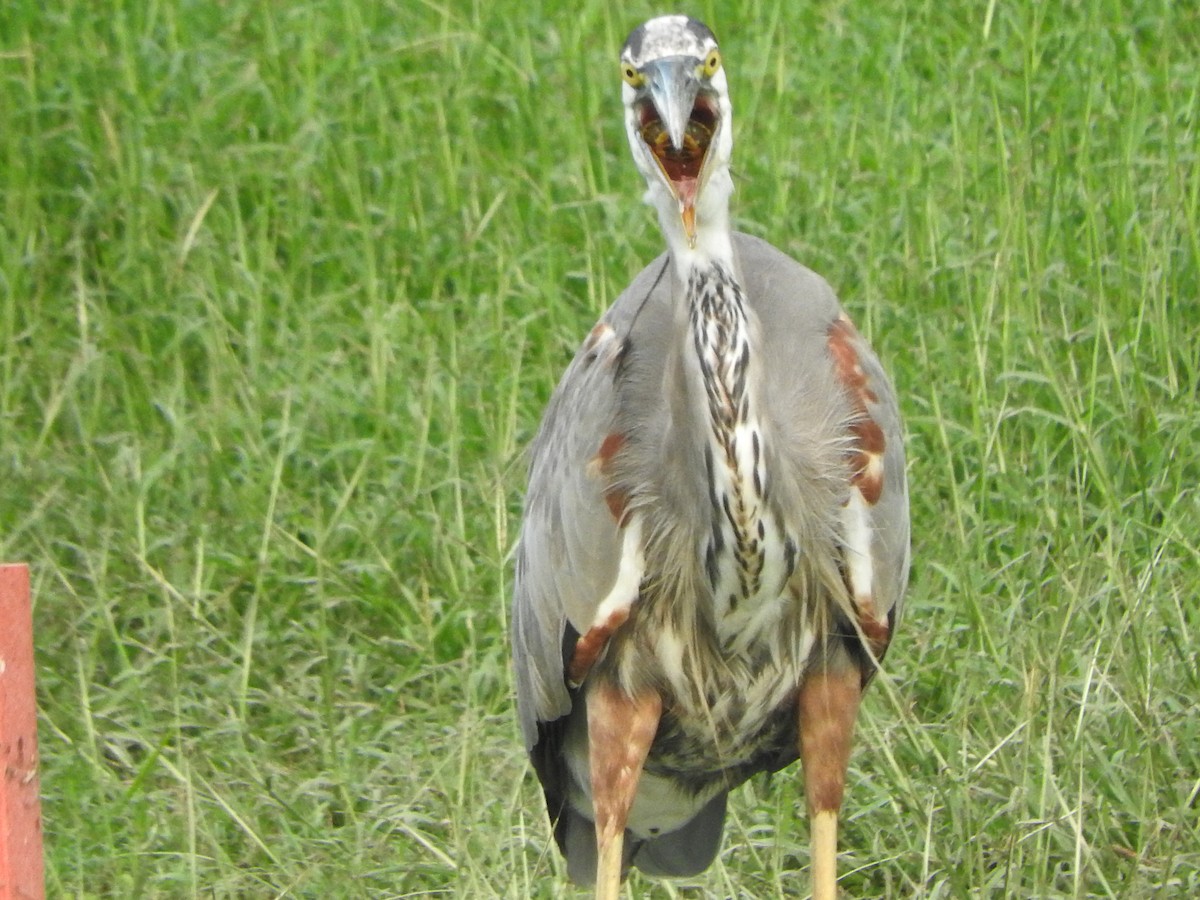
<box><xmin>632</xmin><ymin>791</ymin><xmax>728</xmax><ymax>877</ymax></box>
<box><xmin>561</xmin><ymin>791</ymin><xmax>729</xmax><ymax>884</ymax></box>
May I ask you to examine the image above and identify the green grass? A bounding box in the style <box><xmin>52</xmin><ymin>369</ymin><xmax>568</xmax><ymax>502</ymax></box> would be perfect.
<box><xmin>1</xmin><ymin>0</ymin><xmax>1197</xmax><ymax>896</ymax></box>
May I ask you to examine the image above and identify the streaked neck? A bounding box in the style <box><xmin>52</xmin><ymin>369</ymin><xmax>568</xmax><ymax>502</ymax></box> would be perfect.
<box><xmin>681</xmin><ymin>257</ymin><xmax>793</xmax><ymax>647</ymax></box>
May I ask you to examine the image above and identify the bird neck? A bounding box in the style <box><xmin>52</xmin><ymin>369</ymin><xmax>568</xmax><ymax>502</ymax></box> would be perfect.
<box><xmin>683</xmin><ymin>258</ymin><xmax>751</xmax><ymax>415</ymax></box>
<box><xmin>651</xmin><ymin>169</ymin><xmax>736</xmax><ymax>279</ymax></box>
<box><xmin>662</xmin><ymin>207</ymin><xmax>734</xmax><ymax>278</ymax></box>
<box><xmin>682</xmin><ymin>259</ymin><xmax>757</xmax><ymax>492</ymax></box>
<box><xmin>666</xmin><ymin>223</ymin><xmax>735</xmax><ymax>280</ymax></box>
<box><xmin>680</xmin><ymin>257</ymin><xmax>792</xmax><ymax>646</ymax></box>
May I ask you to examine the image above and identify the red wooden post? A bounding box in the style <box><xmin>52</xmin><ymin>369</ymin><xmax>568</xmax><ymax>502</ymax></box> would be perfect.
<box><xmin>0</xmin><ymin>564</ymin><xmax>43</xmax><ymax>900</ymax></box>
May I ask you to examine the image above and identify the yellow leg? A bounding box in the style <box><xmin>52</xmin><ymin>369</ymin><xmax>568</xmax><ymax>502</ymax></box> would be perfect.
<box><xmin>810</xmin><ymin>809</ymin><xmax>839</xmax><ymax>900</ymax></box>
<box><xmin>798</xmin><ymin>662</ymin><xmax>861</xmax><ymax>900</ymax></box>
<box><xmin>588</xmin><ymin>682</ymin><xmax>662</xmax><ymax>900</ymax></box>
<box><xmin>595</xmin><ymin>821</ymin><xmax>625</xmax><ymax>900</ymax></box>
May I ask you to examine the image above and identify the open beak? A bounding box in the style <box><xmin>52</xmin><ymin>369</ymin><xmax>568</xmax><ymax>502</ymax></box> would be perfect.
<box><xmin>634</xmin><ymin>57</ymin><xmax>718</xmax><ymax>247</ymax></box>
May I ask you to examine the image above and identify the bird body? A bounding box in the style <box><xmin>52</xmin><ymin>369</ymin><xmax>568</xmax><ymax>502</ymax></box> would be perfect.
<box><xmin>513</xmin><ymin>16</ymin><xmax>909</xmax><ymax>897</ymax></box>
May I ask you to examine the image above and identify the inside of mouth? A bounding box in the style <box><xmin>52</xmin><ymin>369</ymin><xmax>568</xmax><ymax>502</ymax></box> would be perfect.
<box><xmin>637</xmin><ymin>94</ymin><xmax>716</xmax><ymax>185</ymax></box>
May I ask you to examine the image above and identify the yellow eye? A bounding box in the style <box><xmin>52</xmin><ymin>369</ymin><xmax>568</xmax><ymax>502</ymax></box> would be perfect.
<box><xmin>621</xmin><ymin>63</ymin><xmax>644</xmax><ymax>87</ymax></box>
<box><xmin>702</xmin><ymin>49</ymin><xmax>722</xmax><ymax>77</ymax></box>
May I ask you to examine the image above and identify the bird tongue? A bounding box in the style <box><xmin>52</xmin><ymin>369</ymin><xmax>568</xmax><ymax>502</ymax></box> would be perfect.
<box><xmin>675</xmin><ymin>176</ymin><xmax>698</xmax><ymax>207</ymax></box>
<box><xmin>676</xmin><ymin>178</ymin><xmax>698</xmax><ymax>238</ymax></box>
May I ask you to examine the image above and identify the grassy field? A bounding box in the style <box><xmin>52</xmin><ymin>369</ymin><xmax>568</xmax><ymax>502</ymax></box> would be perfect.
<box><xmin>2</xmin><ymin>0</ymin><xmax>1197</xmax><ymax>896</ymax></box>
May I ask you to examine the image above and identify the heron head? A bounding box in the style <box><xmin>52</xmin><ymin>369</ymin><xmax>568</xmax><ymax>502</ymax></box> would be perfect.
<box><xmin>620</xmin><ymin>16</ymin><xmax>733</xmax><ymax>249</ymax></box>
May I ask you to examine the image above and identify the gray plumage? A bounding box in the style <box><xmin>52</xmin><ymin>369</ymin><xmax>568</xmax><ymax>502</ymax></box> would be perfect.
<box><xmin>513</xmin><ymin>236</ymin><xmax>908</xmax><ymax>876</ymax></box>
<box><xmin>511</xmin><ymin>15</ymin><xmax>909</xmax><ymax>891</ymax></box>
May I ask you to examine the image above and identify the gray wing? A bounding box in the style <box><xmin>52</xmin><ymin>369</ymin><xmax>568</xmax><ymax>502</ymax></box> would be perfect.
<box><xmin>847</xmin><ymin>321</ymin><xmax>910</xmax><ymax>640</ymax></box>
<box><xmin>511</xmin><ymin>254</ymin><xmax>671</xmax><ymax>749</ymax></box>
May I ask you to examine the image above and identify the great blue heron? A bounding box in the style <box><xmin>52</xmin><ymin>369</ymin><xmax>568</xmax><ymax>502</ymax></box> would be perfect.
<box><xmin>512</xmin><ymin>15</ymin><xmax>909</xmax><ymax>899</ymax></box>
